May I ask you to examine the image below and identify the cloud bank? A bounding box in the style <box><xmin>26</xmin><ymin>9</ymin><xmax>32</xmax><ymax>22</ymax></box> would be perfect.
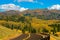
<box><xmin>0</xmin><ymin>4</ymin><xmax>28</xmax><ymax>12</ymax></box>
<box><xmin>48</xmin><ymin>4</ymin><xmax>60</xmax><ymax>10</ymax></box>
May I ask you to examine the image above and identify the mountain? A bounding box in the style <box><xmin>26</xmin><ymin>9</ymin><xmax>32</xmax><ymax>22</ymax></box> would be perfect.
<box><xmin>20</xmin><ymin>9</ymin><xmax>60</xmax><ymax>20</ymax></box>
<box><xmin>0</xmin><ymin>9</ymin><xmax>60</xmax><ymax>20</ymax></box>
<box><xmin>1</xmin><ymin>10</ymin><xmax>21</xmax><ymax>15</ymax></box>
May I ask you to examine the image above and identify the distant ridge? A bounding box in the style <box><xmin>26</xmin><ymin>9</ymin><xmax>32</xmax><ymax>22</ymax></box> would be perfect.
<box><xmin>0</xmin><ymin>9</ymin><xmax>60</xmax><ymax>20</ymax></box>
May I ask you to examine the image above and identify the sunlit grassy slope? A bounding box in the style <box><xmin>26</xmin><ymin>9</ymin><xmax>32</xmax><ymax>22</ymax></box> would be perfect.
<box><xmin>50</xmin><ymin>34</ymin><xmax>60</xmax><ymax>40</ymax></box>
<box><xmin>0</xmin><ymin>25</ymin><xmax>22</xmax><ymax>40</ymax></box>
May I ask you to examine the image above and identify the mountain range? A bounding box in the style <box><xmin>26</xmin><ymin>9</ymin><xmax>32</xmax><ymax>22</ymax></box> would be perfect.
<box><xmin>0</xmin><ymin>9</ymin><xmax>60</xmax><ymax>20</ymax></box>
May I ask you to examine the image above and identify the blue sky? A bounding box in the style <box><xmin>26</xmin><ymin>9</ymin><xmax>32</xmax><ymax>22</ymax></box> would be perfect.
<box><xmin>0</xmin><ymin>0</ymin><xmax>60</xmax><ymax>11</ymax></box>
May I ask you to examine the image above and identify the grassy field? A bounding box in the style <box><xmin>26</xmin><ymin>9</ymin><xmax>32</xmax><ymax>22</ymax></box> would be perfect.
<box><xmin>0</xmin><ymin>25</ymin><xmax>22</xmax><ymax>40</ymax></box>
<box><xmin>50</xmin><ymin>35</ymin><xmax>60</xmax><ymax>40</ymax></box>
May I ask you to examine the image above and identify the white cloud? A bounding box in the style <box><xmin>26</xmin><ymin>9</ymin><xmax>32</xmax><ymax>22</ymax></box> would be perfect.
<box><xmin>14</xmin><ymin>0</ymin><xmax>44</xmax><ymax>5</ymax></box>
<box><xmin>20</xmin><ymin>7</ymin><xmax>28</xmax><ymax>11</ymax></box>
<box><xmin>14</xmin><ymin>0</ymin><xmax>34</xmax><ymax>2</ymax></box>
<box><xmin>48</xmin><ymin>4</ymin><xmax>60</xmax><ymax>10</ymax></box>
<box><xmin>0</xmin><ymin>4</ymin><xmax>28</xmax><ymax>12</ymax></box>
